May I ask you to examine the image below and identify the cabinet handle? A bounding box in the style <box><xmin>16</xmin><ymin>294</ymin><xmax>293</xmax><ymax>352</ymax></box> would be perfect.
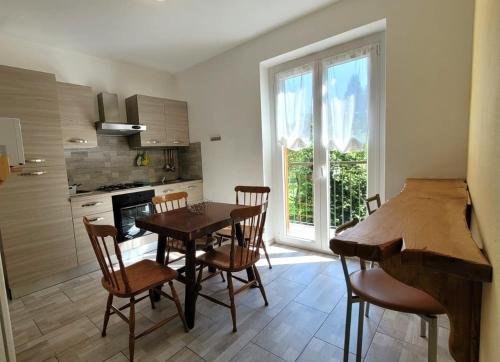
<box><xmin>81</xmin><ymin>201</ymin><xmax>103</xmax><ymax>207</ymax></box>
<box><xmin>26</xmin><ymin>158</ymin><xmax>46</xmax><ymax>164</ymax></box>
<box><xmin>147</xmin><ymin>140</ymin><xmax>160</xmax><ymax>144</ymax></box>
<box><xmin>88</xmin><ymin>217</ymin><xmax>104</xmax><ymax>223</ymax></box>
<box><xmin>19</xmin><ymin>170</ymin><xmax>47</xmax><ymax>176</ymax></box>
<box><xmin>162</xmin><ymin>189</ymin><xmax>174</xmax><ymax>193</ymax></box>
<box><xmin>172</xmin><ymin>140</ymin><xmax>182</xmax><ymax>145</ymax></box>
<box><xmin>70</xmin><ymin>138</ymin><xmax>88</xmax><ymax>144</ymax></box>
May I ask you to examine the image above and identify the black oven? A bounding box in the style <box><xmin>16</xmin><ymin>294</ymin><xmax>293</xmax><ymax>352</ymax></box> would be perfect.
<box><xmin>112</xmin><ymin>190</ymin><xmax>155</xmax><ymax>243</ymax></box>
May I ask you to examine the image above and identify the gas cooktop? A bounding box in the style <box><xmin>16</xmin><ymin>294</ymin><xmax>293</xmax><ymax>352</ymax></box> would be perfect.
<box><xmin>95</xmin><ymin>182</ymin><xmax>149</xmax><ymax>192</ymax></box>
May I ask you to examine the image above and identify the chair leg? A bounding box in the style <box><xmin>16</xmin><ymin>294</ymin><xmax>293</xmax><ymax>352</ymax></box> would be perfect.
<box><xmin>129</xmin><ymin>297</ymin><xmax>136</xmax><ymax>362</ymax></box>
<box><xmin>428</xmin><ymin>316</ymin><xmax>438</xmax><ymax>362</ymax></box>
<box><xmin>343</xmin><ymin>294</ymin><xmax>353</xmax><ymax>362</ymax></box>
<box><xmin>220</xmin><ymin>270</ymin><xmax>226</xmax><ymax>282</ymax></box>
<box><xmin>169</xmin><ymin>281</ymin><xmax>188</xmax><ymax>332</ymax></box>
<box><xmin>227</xmin><ymin>272</ymin><xmax>237</xmax><ymax>332</ymax></box>
<box><xmin>260</xmin><ymin>241</ymin><xmax>272</xmax><ymax>269</ymax></box>
<box><xmin>165</xmin><ymin>247</ymin><xmax>171</xmax><ymax>265</ymax></box>
<box><xmin>102</xmin><ymin>293</ymin><xmax>113</xmax><ymax>337</ymax></box>
<box><xmin>252</xmin><ymin>265</ymin><xmax>268</xmax><ymax>306</ymax></box>
<box><xmin>148</xmin><ymin>289</ymin><xmax>155</xmax><ymax>310</ymax></box>
<box><xmin>420</xmin><ymin>316</ymin><xmax>427</xmax><ymax>337</ymax></box>
<box><xmin>365</xmin><ymin>261</ymin><xmax>375</xmax><ymax>318</ymax></box>
<box><xmin>356</xmin><ymin>301</ymin><xmax>365</xmax><ymax>362</ymax></box>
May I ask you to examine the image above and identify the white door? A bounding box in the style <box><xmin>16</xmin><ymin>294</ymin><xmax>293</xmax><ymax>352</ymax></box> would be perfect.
<box><xmin>272</xmin><ymin>34</ymin><xmax>384</xmax><ymax>252</ymax></box>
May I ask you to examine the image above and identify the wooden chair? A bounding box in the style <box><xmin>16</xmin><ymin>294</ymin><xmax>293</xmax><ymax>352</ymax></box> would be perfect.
<box><xmin>215</xmin><ymin>186</ymin><xmax>272</xmax><ymax>269</ymax></box>
<box><xmin>365</xmin><ymin>193</ymin><xmax>381</xmax><ymax>215</ymax></box>
<box><xmin>83</xmin><ymin>217</ymin><xmax>187</xmax><ymax>362</ymax></box>
<box><xmin>196</xmin><ymin>205</ymin><xmax>269</xmax><ymax>332</ymax></box>
<box><xmin>334</xmin><ymin>219</ymin><xmax>444</xmax><ymax>362</ymax></box>
<box><xmin>152</xmin><ymin>192</ymin><xmax>223</xmax><ymax>282</ymax></box>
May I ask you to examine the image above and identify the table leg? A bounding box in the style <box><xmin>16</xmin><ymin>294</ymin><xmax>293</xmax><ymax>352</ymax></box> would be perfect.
<box><xmin>184</xmin><ymin>238</ymin><xmax>197</xmax><ymax>329</ymax></box>
<box><xmin>235</xmin><ymin>222</ymin><xmax>255</xmax><ymax>281</ymax></box>
<box><xmin>153</xmin><ymin>235</ymin><xmax>167</xmax><ymax>301</ymax></box>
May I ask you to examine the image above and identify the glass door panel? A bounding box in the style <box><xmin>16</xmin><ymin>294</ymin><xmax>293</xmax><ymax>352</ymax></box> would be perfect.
<box><xmin>285</xmin><ymin>147</ymin><xmax>315</xmax><ymax>240</ymax></box>
<box><xmin>322</xmin><ymin>53</ymin><xmax>370</xmax><ymax>240</ymax></box>
<box><xmin>276</xmin><ymin>65</ymin><xmax>317</xmax><ymax>243</ymax></box>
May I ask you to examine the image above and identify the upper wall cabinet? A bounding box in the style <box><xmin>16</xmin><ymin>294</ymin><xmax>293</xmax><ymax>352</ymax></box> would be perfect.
<box><xmin>0</xmin><ymin>65</ymin><xmax>66</xmax><ymax>167</ymax></box>
<box><xmin>164</xmin><ymin>98</ymin><xmax>189</xmax><ymax>146</ymax></box>
<box><xmin>126</xmin><ymin>94</ymin><xmax>190</xmax><ymax>148</ymax></box>
<box><xmin>57</xmin><ymin>82</ymin><xmax>98</xmax><ymax>149</ymax></box>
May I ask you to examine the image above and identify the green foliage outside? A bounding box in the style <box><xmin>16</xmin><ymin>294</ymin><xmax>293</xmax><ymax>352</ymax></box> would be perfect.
<box><xmin>287</xmin><ymin>147</ymin><xmax>367</xmax><ymax>228</ymax></box>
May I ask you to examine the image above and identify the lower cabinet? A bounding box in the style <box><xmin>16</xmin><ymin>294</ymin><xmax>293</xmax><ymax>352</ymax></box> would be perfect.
<box><xmin>153</xmin><ymin>180</ymin><xmax>203</xmax><ymax>204</ymax></box>
<box><xmin>72</xmin><ymin>210</ymin><xmax>114</xmax><ymax>265</ymax></box>
<box><xmin>0</xmin><ymin>166</ymin><xmax>77</xmax><ymax>292</ymax></box>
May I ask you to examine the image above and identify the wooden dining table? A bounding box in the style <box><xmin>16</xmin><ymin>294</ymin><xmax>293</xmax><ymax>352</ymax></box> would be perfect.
<box><xmin>135</xmin><ymin>201</ymin><xmax>252</xmax><ymax>329</ymax></box>
<box><xmin>330</xmin><ymin>179</ymin><xmax>492</xmax><ymax>362</ymax></box>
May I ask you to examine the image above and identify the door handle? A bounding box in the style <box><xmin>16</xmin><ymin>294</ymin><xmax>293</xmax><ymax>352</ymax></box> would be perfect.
<box><xmin>81</xmin><ymin>201</ymin><xmax>103</xmax><ymax>207</ymax></box>
<box><xmin>70</xmin><ymin>138</ymin><xmax>88</xmax><ymax>144</ymax></box>
<box><xmin>25</xmin><ymin>158</ymin><xmax>46</xmax><ymax>164</ymax></box>
<box><xmin>88</xmin><ymin>217</ymin><xmax>104</xmax><ymax>223</ymax></box>
<box><xmin>19</xmin><ymin>170</ymin><xmax>47</xmax><ymax>176</ymax></box>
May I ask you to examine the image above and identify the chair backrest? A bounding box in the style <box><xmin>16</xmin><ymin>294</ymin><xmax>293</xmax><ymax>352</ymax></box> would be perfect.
<box><xmin>83</xmin><ymin>217</ymin><xmax>130</xmax><ymax>293</ymax></box>
<box><xmin>366</xmin><ymin>194</ymin><xmax>381</xmax><ymax>215</ymax></box>
<box><xmin>228</xmin><ymin>205</ymin><xmax>265</xmax><ymax>268</ymax></box>
<box><xmin>235</xmin><ymin>186</ymin><xmax>270</xmax><ymax>212</ymax></box>
<box><xmin>152</xmin><ymin>191</ymin><xmax>188</xmax><ymax>213</ymax></box>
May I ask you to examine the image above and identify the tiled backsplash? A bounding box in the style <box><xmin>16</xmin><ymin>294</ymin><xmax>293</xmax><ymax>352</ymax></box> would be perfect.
<box><xmin>65</xmin><ymin>135</ymin><xmax>202</xmax><ymax>191</ymax></box>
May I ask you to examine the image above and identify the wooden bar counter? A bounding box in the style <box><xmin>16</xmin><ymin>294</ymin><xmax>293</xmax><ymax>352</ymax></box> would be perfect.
<box><xmin>330</xmin><ymin>179</ymin><xmax>492</xmax><ymax>362</ymax></box>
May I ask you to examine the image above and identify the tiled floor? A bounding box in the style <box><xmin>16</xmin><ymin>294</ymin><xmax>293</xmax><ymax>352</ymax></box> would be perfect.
<box><xmin>9</xmin><ymin>245</ymin><xmax>454</xmax><ymax>362</ymax></box>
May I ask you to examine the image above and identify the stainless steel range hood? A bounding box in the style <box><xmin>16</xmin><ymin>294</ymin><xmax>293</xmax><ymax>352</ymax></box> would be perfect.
<box><xmin>96</xmin><ymin>92</ymin><xmax>146</xmax><ymax>136</ymax></box>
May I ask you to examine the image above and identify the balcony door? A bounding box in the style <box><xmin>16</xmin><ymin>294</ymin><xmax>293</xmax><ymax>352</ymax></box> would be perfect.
<box><xmin>271</xmin><ymin>34</ymin><xmax>384</xmax><ymax>251</ymax></box>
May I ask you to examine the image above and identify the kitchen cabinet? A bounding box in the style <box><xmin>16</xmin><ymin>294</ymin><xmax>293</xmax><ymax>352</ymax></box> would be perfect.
<box><xmin>70</xmin><ymin>193</ymin><xmax>113</xmax><ymax>218</ymax></box>
<box><xmin>70</xmin><ymin>193</ymin><xmax>113</xmax><ymax>265</ymax></box>
<box><xmin>0</xmin><ymin>66</ymin><xmax>66</xmax><ymax>168</ymax></box>
<box><xmin>0</xmin><ymin>65</ymin><xmax>77</xmax><ymax>296</ymax></box>
<box><xmin>153</xmin><ymin>180</ymin><xmax>203</xmax><ymax>204</ymax></box>
<box><xmin>0</xmin><ymin>166</ymin><xmax>76</xmax><ymax>291</ymax></box>
<box><xmin>57</xmin><ymin>82</ymin><xmax>98</xmax><ymax>149</ymax></box>
<box><xmin>164</xmin><ymin>99</ymin><xmax>190</xmax><ymax>146</ymax></box>
<box><xmin>126</xmin><ymin>94</ymin><xmax>190</xmax><ymax>148</ymax></box>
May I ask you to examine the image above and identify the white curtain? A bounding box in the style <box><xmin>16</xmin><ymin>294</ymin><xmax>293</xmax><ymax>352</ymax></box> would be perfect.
<box><xmin>275</xmin><ymin>65</ymin><xmax>313</xmax><ymax>150</ymax></box>
<box><xmin>322</xmin><ymin>45</ymin><xmax>374</xmax><ymax>153</ymax></box>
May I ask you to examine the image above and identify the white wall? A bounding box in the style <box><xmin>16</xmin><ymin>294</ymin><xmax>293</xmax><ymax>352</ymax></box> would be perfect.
<box><xmin>176</xmin><ymin>0</ymin><xmax>474</xmax><ymax>206</ymax></box>
<box><xmin>0</xmin><ymin>33</ymin><xmax>178</xmax><ymax>120</ymax></box>
<box><xmin>467</xmin><ymin>0</ymin><xmax>500</xmax><ymax>360</ymax></box>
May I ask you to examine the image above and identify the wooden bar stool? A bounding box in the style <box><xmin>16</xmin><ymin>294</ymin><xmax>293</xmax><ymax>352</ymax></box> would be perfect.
<box><xmin>196</xmin><ymin>205</ymin><xmax>269</xmax><ymax>332</ymax></box>
<box><xmin>83</xmin><ymin>217</ymin><xmax>187</xmax><ymax>362</ymax></box>
<box><xmin>334</xmin><ymin>218</ymin><xmax>445</xmax><ymax>362</ymax></box>
<box><xmin>215</xmin><ymin>186</ymin><xmax>272</xmax><ymax>269</ymax></box>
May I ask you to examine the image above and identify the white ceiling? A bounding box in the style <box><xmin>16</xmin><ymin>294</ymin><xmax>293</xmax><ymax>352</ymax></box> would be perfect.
<box><xmin>0</xmin><ymin>0</ymin><xmax>338</xmax><ymax>73</ymax></box>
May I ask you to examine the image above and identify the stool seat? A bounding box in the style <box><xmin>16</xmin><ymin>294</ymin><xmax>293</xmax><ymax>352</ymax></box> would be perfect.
<box><xmin>350</xmin><ymin>268</ymin><xmax>445</xmax><ymax>315</ymax></box>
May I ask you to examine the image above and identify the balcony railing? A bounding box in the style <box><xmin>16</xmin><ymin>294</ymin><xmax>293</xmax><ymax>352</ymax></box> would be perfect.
<box><xmin>287</xmin><ymin>159</ymin><xmax>367</xmax><ymax>229</ymax></box>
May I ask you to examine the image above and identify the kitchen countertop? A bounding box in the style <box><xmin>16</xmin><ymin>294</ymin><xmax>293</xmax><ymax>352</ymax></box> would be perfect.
<box><xmin>69</xmin><ymin>178</ymin><xmax>202</xmax><ymax>199</ymax></box>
